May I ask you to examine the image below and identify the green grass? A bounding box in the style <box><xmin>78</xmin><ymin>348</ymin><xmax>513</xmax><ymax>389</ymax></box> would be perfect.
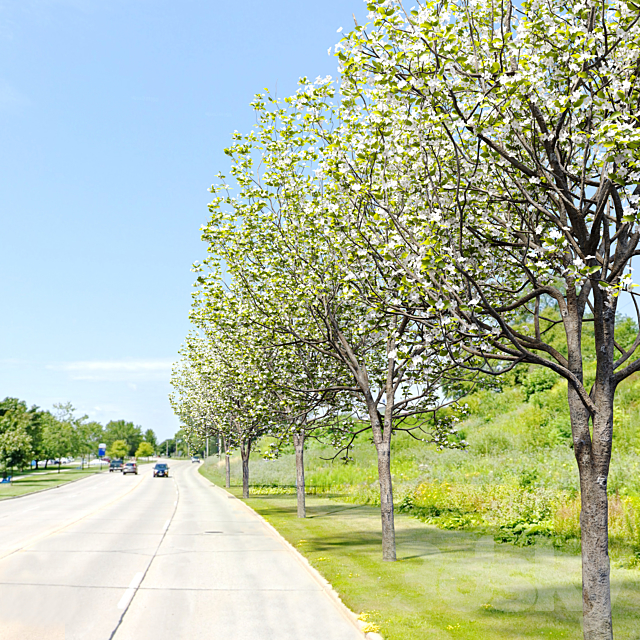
<box><xmin>200</xmin><ymin>467</ymin><xmax>640</xmax><ymax>640</ymax></box>
<box><xmin>0</xmin><ymin>468</ymin><xmax>105</xmax><ymax>499</ymax></box>
<box><xmin>7</xmin><ymin>463</ymin><xmax>82</xmax><ymax>476</ymax></box>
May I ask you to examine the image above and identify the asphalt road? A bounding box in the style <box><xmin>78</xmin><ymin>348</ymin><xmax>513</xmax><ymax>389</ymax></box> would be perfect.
<box><xmin>0</xmin><ymin>461</ymin><xmax>363</xmax><ymax>640</ymax></box>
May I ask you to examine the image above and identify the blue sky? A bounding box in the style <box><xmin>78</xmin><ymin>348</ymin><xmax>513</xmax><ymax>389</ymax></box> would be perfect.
<box><xmin>0</xmin><ymin>0</ymin><xmax>367</xmax><ymax>441</ymax></box>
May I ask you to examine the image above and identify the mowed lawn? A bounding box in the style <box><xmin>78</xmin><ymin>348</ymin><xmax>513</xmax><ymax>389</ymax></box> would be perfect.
<box><xmin>200</xmin><ymin>466</ymin><xmax>640</xmax><ymax>640</ymax></box>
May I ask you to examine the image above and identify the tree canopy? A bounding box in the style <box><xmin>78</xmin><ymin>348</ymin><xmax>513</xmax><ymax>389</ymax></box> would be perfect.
<box><xmin>172</xmin><ymin>1</ymin><xmax>640</xmax><ymax>636</ymax></box>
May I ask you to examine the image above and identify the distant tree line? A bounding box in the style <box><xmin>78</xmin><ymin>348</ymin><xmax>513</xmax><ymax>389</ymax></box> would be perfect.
<box><xmin>0</xmin><ymin>397</ymin><xmax>158</xmax><ymax>476</ymax></box>
<box><xmin>157</xmin><ymin>428</ymin><xmax>189</xmax><ymax>458</ymax></box>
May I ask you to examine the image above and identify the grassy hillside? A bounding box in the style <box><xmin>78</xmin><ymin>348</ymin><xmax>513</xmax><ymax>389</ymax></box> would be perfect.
<box><xmin>203</xmin><ymin>366</ymin><xmax>640</xmax><ymax>565</ymax></box>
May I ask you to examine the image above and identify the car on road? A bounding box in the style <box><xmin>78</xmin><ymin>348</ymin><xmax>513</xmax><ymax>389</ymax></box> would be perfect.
<box><xmin>109</xmin><ymin>459</ymin><xmax>124</xmax><ymax>472</ymax></box>
<box><xmin>153</xmin><ymin>463</ymin><xmax>169</xmax><ymax>478</ymax></box>
<box><xmin>123</xmin><ymin>462</ymin><xmax>138</xmax><ymax>475</ymax></box>
<box><xmin>190</xmin><ymin>456</ymin><xmax>200</xmax><ymax>463</ymax></box>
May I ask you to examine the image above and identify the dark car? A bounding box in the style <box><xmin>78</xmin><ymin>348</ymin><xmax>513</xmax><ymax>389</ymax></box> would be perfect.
<box><xmin>109</xmin><ymin>459</ymin><xmax>124</xmax><ymax>472</ymax></box>
<box><xmin>153</xmin><ymin>463</ymin><xmax>169</xmax><ymax>478</ymax></box>
<box><xmin>123</xmin><ymin>461</ymin><xmax>138</xmax><ymax>475</ymax></box>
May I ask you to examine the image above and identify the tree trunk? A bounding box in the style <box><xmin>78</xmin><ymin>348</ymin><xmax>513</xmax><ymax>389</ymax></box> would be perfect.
<box><xmin>223</xmin><ymin>437</ymin><xmax>231</xmax><ymax>488</ymax></box>
<box><xmin>566</xmin><ymin>285</ymin><xmax>614</xmax><ymax>640</ymax></box>
<box><xmin>240</xmin><ymin>440</ymin><xmax>252</xmax><ymax>499</ymax></box>
<box><xmin>579</xmin><ymin>462</ymin><xmax>612</xmax><ymax>640</ymax></box>
<box><xmin>375</xmin><ymin>440</ymin><xmax>396</xmax><ymax>561</ymax></box>
<box><xmin>293</xmin><ymin>431</ymin><xmax>306</xmax><ymax>518</ymax></box>
<box><xmin>364</xmin><ymin>393</ymin><xmax>397</xmax><ymax>561</ymax></box>
<box><xmin>568</xmin><ymin>393</ymin><xmax>613</xmax><ymax>640</ymax></box>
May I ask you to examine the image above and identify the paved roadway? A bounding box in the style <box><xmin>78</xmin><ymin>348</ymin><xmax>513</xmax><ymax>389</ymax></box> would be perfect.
<box><xmin>0</xmin><ymin>461</ymin><xmax>363</xmax><ymax>640</ymax></box>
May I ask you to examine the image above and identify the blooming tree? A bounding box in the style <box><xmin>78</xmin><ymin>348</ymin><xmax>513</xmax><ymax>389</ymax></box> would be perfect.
<box><xmin>190</xmin><ymin>274</ymin><xmax>350</xmax><ymax>516</ymax></box>
<box><xmin>200</xmin><ymin>88</ymin><xmax>467</xmax><ymax>560</ymax></box>
<box><xmin>335</xmin><ymin>0</ymin><xmax>640</xmax><ymax>635</ymax></box>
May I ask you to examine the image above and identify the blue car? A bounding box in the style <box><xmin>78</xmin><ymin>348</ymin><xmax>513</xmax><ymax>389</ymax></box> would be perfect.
<box><xmin>153</xmin><ymin>463</ymin><xmax>169</xmax><ymax>478</ymax></box>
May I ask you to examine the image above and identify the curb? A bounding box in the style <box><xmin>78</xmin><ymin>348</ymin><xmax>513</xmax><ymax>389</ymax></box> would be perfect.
<box><xmin>196</xmin><ymin>470</ymin><xmax>384</xmax><ymax>639</ymax></box>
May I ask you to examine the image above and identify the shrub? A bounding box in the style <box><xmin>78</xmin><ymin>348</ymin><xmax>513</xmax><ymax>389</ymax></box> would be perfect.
<box><xmin>522</xmin><ymin>367</ymin><xmax>559</xmax><ymax>401</ymax></box>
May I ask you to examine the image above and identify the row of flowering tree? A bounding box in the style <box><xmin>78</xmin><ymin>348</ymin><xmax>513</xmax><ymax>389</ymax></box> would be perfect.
<box><xmin>332</xmin><ymin>2</ymin><xmax>640</xmax><ymax>638</ymax></box>
<box><xmin>171</xmin><ymin>97</ymin><xmax>466</xmax><ymax>557</ymax></box>
<box><xmin>171</xmin><ymin>1</ymin><xmax>640</xmax><ymax>638</ymax></box>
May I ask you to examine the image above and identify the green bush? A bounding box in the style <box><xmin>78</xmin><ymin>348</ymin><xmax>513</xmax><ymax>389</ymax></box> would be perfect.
<box><xmin>472</xmin><ymin>427</ymin><xmax>515</xmax><ymax>454</ymax></box>
<box><xmin>522</xmin><ymin>367</ymin><xmax>559</xmax><ymax>401</ymax></box>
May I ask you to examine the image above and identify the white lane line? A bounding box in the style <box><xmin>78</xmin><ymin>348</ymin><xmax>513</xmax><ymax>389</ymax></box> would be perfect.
<box><xmin>162</xmin><ymin>519</ymin><xmax>170</xmax><ymax>532</ymax></box>
<box><xmin>117</xmin><ymin>572</ymin><xmax>144</xmax><ymax>610</ymax></box>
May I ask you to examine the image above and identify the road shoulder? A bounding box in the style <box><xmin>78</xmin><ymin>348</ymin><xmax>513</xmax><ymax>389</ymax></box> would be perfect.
<box><xmin>195</xmin><ymin>467</ymin><xmax>374</xmax><ymax>639</ymax></box>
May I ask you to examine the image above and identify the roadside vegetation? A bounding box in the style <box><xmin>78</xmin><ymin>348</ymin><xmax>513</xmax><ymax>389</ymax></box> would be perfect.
<box><xmin>0</xmin><ymin>467</ymin><xmax>105</xmax><ymax>500</ymax></box>
<box><xmin>175</xmin><ymin>1</ymin><xmax>640</xmax><ymax>636</ymax></box>
<box><xmin>199</xmin><ymin>368</ymin><xmax>640</xmax><ymax>638</ymax></box>
<box><xmin>200</xmin><ymin>367</ymin><xmax>640</xmax><ymax>565</ymax></box>
<box><xmin>198</xmin><ymin>491</ymin><xmax>640</xmax><ymax>640</ymax></box>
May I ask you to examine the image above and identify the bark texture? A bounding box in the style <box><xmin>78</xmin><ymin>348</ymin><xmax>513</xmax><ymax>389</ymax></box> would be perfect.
<box><xmin>293</xmin><ymin>432</ymin><xmax>306</xmax><ymax>518</ymax></box>
<box><xmin>375</xmin><ymin>440</ymin><xmax>396</xmax><ymax>561</ymax></box>
<box><xmin>224</xmin><ymin>436</ymin><xmax>231</xmax><ymax>489</ymax></box>
<box><xmin>577</xmin><ymin>413</ymin><xmax>612</xmax><ymax>640</ymax></box>
<box><xmin>240</xmin><ymin>440</ymin><xmax>252</xmax><ymax>499</ymax></box>
<box><xmin>366</xmin><ymin>399</ymin><xmax>396</xmax><ymax>562</ymax></box>
<box><xmin>565</xmin><ymin>285</ymin><xmax>615</xmax><ymax>640</ymax></box>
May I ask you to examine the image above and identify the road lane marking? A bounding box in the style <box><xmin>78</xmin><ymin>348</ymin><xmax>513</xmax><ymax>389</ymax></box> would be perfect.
<box><xmin>108</xmin><ymin>468</ymin><xmax>182</xmax><ymax>639</ymax></box>
<box><xmin>117</xmin><ymin>572</ymin><xmax>144</xmax><ymax>609</ymax></box>
<box><xmin>0</xmin><ymin>473</ymin><xmax>148</xmax><ymax>561</ymax></box>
